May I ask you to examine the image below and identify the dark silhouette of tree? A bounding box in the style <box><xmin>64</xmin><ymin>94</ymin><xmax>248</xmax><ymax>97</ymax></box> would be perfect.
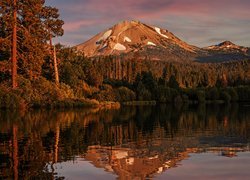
<box><xmin>168</xmin><ymin>75</ymin><xmax>179</xmax><ymax>89</ymax></box>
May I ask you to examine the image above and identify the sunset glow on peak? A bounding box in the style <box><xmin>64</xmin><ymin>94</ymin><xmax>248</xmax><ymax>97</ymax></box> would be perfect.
<box><xmin>47</xmin><ymin>0</ymin><xmax>250</xmax><ymax>47</ymax></box>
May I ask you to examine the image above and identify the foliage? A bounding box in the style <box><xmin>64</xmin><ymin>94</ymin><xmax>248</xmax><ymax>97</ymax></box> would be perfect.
<box><xmin>235</xmin><ymin>86</ymin><xmax>250</xmax><ymax>102</ymax></box>
<box><xmin>220</xmin><ymin>91</ymin><xmax>231</xmax><ymax>103</ymax></box>
<box><xmin>136</xmin><ymin>81</ymin><xmax>152</xmax><ymax>101</ymax></box>
<box><xmin>156</xmin><ymin>86</ymin><xmax>178</xmax><ymax>102</ymax></box>
<box><xmin>168</xmin><ymin>75</ymin><xmax>180</xmax><ymax>89</ymax></box>
<box><xmin>0</xmin><ymin>0</ymin><xmax>64</xmax><ymax>79</ymax></box>
<box><xmin>92</xmin><ymin>84</ymin><xmax>117</xmax><ymax>102</ymax></box>
<box><xmin>116</xmin><ymin>86</ymin><xmax>136</xmax><ymax>102</ymax></box>
<box><xmin>196</xmin><ymin>90</ymin><xmax>206</xmax><ymax>103</ymax></box>
<box><xmin>1</xmin><ymin>1</ymin><xmax>250</xmax><ymax>108</ymax></box>
<box><xmin>225</xmin><ymin>87</ymin><xmax>239</xmax><ymax>102</ymax></box>
<box><xmin>206</xmin><ymin>87</ymin><xmax>220</xmax><ymax>101</ymax></box>
<box><xmin>0</xmin><ymin>88</ymin><xmax>26</xmax><ymax>109</ymax></box>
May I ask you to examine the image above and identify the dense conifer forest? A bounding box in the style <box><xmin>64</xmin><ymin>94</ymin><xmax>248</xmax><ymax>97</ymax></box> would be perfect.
<box><xmin>1</xmin><ymin>0</ymin><xmax>250</xmax><ymax>109</ymax></box>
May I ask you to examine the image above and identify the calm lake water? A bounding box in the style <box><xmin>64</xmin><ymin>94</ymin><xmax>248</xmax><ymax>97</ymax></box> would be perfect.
<box><xmin>0</xmin><ymin>104</ymin><xmax>250</xmax><ymax>179</ymax></box>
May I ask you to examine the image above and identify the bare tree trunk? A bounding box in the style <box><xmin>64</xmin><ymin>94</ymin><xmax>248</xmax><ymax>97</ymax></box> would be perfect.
<box><xmin>12</xmin><ymin>0</ymin><xmax>17</xmax><ymax>88</ymax></box>
<box><xmin>49</xmin><ymin>34</ymin><xmax>59</xmax><ymax>84</ymax></box>
<box><xmin>53</xmin><ymin>46</ymin><xmax>59</xmax><ymax>84</ymax></box>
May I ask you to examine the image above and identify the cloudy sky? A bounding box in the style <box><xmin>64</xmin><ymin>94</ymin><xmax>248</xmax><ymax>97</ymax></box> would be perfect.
<box><xmin>46</xmin><ymin>0</ymin><xmax>250</xmax><ymax>47</ymax></box>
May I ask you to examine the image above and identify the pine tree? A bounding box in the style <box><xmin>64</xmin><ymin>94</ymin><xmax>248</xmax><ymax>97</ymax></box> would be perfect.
<box><xmin>0</xmin><ymin>0</ymin><xmax>18</xmax><ymax>87</ymax></box>
<box><xmin>12</xmin><ymin>0</ymin><xmax>17</xmax><ymax>88</ymax></box>
<box><xmin>168</xmin><ymin>75</ymin><xmax>179</xmax><ymax>89</ymax></box>
<box><xmin>0</xmin><ymin>0</ymin><xmax>64</xmax><ymax>85</ymax></box>
<box><xmin>41</xmin><ymin>5</ymin><xmax>64</xmax><ymax>83</ymax></box>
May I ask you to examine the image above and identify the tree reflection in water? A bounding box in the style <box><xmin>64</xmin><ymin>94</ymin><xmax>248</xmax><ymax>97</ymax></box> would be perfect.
<box><xmin>0</xmin><ymin>104</ymin><xmax>250</xmax><ymax>179</ymax></box>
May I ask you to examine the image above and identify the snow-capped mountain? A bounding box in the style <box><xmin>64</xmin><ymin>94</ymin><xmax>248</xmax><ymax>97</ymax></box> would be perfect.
<box><xmin>76</xmin><ymin>20</ymin><xmax>198</xmax><ymax>57</ymax></box>
<box><xmin>76</xmin><ymin>20</ymin><xmax>250</xmax><ymax>62</ymax></box>
<box><xmin>205</xmin><ymin>41</ymin><xmax>248</xmax><ymax>53</ymax></box>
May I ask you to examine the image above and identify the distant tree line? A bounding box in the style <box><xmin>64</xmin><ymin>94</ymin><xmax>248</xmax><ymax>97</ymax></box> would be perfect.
<box><xmin>0</xmin><ymin>1</ymin><xmax>250</xmax><ymax>109</ymax></box>
<box><xmin>55</xmin><ymin>50</ymin><xmax>250</xmax><ymax>104</ymax></box>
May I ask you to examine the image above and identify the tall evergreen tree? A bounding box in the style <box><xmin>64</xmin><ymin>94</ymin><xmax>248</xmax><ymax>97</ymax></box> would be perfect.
<box><xmin>12</xmin><ymin>0</ymin><xmax>17</xmax><ymax>88</ymax></box>
<box><xmin>0</xmin><ymin>0</ymin><xmax>64</xmax><ymax>86</ymax></box>
<box><xmin>41</xmin><ymin>5</ymin><xmax>64</xmax><ymax>83</ymax></box>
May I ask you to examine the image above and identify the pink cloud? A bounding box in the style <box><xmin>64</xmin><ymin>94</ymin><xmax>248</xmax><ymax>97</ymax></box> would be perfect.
<box><xmin>63</xmin><ymin>20</ymin><xmax>97</xmax><ymax>32</ymax></box>
<box><xmin>59</xmin><ymin>0</ymin><xmax>250</xmax><ymax>31</ymax></box>
<box><xmin>74</xmin><ymin>0</ymin><xmax>250</xmax><ymax>18</ymax></box>
<box><xmin>47</xmin><ymin>0</ymin><xmax>250</xmax><ymax>47</ymax></box>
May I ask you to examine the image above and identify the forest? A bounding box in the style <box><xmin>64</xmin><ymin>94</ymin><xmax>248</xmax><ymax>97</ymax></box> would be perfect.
<box><xmin>1</xmin><ymin>0</ymin><xmax>250</xmax><ymax>109</ymax></box>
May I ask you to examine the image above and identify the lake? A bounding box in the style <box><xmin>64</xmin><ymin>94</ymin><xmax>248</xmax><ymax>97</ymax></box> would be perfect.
<box><xmin>0</xmin><ymin>104</ymin><xmax>250</xmax><ymax>179</ymax></box>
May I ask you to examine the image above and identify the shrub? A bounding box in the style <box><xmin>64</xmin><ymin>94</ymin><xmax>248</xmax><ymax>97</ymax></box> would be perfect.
<box><xmin>174</xmin><ymin>95</ymin><xmax>183</xmax><ymax>104</ymax></box>
<box><xmin>92</xmin><ymin>84</ymin><xmax>117</xmax><ymax>102</ymax></box>
<box><xmin>206</xmin><ymin>87</ymin><xmax>219</xmax><ymax>101</ymax></box>
<box><xmin>116</xmin><ymin>87</ymin><xmax>136</xmax><ymax>102</ymax></box>
<box><xmin>220</xmin><ymin>91</ymin><xmax>231</xmax><ymax>103</ymax></box>
<box><xmin>138</xmin><ymin>88</ymin><xmax>152</xmax><ymax>101</ymax></box>
<box><xmin>13</xmin><ymin>77</ymin><xmax>74</xmax><ymax>107</ymax></box>
<box><xmin>181</xmin><ymin>94</ymin><xmax>189</xmax><ymax>102</ymax></box>
<box><xmin>235</xmin><ymin>86</ymin><xmax>250</xmax><ymax>102</ymax></box>
<box><xmin>197</xmin><ymin>90</ymin><xmax>206</xmax><ymax>103</ymax></box>
<box><xmin>226</xmin><ymin>87</ymin><xmax>238</xmax><ymax>102</ymax></box>
<box><xmin>0</xmin><ymin>88</ymin><xmax>26</xmax><ymax>109</ymax></box>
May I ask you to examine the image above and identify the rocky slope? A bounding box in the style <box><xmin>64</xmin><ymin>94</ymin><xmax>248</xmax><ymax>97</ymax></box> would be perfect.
<box><xmin>199</xmin><ymin>41</ymin><xmax>250</xmax><ymax>63</ymax></box>
<box><xmin>205</xmin><ymin>41</ymin><xmax>248</xmax><ymax>53</ymax></box>
<box><xmin>76</xmin><ymin>20</ymin><xmax>250</xmax><ymax>62</ymax></box>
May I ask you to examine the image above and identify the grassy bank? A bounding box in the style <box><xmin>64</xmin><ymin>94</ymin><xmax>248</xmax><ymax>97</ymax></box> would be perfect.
<box><xmin>0</xmin><ymin>78</ymin><xmax>121</xmax><ymax>110</ymax></box>
<box><xmin>1</xmin><ymin>77</ymin><xmax>250</xmax><ymax>110</ymax></box>
<box><xmin>122</xmin><ymin>101</ymin><xmax>157</xmax><ymax>106</ymax></box>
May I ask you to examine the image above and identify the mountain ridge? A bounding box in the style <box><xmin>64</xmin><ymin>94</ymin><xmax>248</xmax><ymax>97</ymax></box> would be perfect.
<box><xmin>76</xmin><ymin>20</ymin><xmax>198</xmax><ymax>56</ymax></box>
<box><xmin>76</xmin><ymin>20</ymin><xmax>250</xmax><ymax>62</ymax></box>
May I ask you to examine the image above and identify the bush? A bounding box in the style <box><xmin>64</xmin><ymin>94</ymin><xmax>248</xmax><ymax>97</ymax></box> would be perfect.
<box><xmin>116</xmin><ymin>87</ymin><xmax>136</xmax><ymax>102</ymax></box>
<box><xmin>156</xmin><ymin>86</ymin><xmax>178</xmax><ymax>102</ymax></box>
<box><xmin>174</xmin><ymin>95</ymin><xmax>183</xmax><ymax>104</ymax></box>
<box><xmin>181</xmin><ymin>94</ymin><xmax>189</xmax><ymax>102</ymax></box>
<box><xmin>220</xmin><ymin>91</ymin><xmax>231</xmax><ymax>103</ymax></box>
<box><xmin>50</xmin><ymin>98</ymin><xmax>100</xmax><ymax>108</ymax></box>
<box><xmin>138</xmin><ymin>88</ymin><xmax>152</xmax><ymax>101</ymax></box>
<box><xmin>206</xmin><ymin>87</ymin><xmax>219</xmax><ymax>101</ymax></box>
<box><xmin>197</xmin><ymin>90</ymin><xmax>206</xmax><ymax>103</ymax></box>
<box><xmin>226</xmin><ymin>87</ymin><xmax>238</xmax><ymax>102</ymax></box>
<box><xmin>1</xmin><ymin>77</ymin><xmax>75</xmax><ymax>108</ymax></box>
<box><xmin>73</xmin><ymin>81</ymin><xmax>98</xmax><ymax>98</ymax></box>
<box><xmin>92</xmin><ymin>84</ymin><xmax>117</xmax><ymax>102</ymax></box>
<box><xmin>165</xmin><ymin>88</ymin><xmax>179</xmax><ymax>102</ymax></box>
<box><xmin>235</xmin><ymin>86</ymin><xmax>250</xmax><ymax>102</ymax></box>
<box><xmin>184</xmin><ymin>89</ymin><xmax>196</xmax><ymax>101</ymax></box>
<box><xmin>0</xmin><ymin>87</ymin><xmax>26</xmax><ymax>109</ymax></box>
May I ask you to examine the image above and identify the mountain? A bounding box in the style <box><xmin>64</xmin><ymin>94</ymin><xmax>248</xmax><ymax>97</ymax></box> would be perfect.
<box><xmin>76</xmin><ymin>20</ymin><xmax>250</xmax><ymax>62</ymax></box>
<box><xmin>76</xmin><ymin>20</ymin><xmax>199</xmax><ymax>61</ymax></box>
<box><xmin>205</xmin><ymin>41</ymin><xmax>248</xmax><ymax>53</ymax></box>
<box><xmin>199</xmin><ymin>41</ymin><xmax>250</xmax><ymax>63</ymax></box>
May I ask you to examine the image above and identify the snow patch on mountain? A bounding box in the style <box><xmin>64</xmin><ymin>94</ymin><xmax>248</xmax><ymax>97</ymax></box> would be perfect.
<box><xmin>102</xmin><ymin>43</ymin><xmax>108</xmax><ymax>49</ymax></box>
<box><xmin>124</xmin><ymin>36</ymin><xmax>132</xmax><ymax>42</ymax></box>
<box><xmin>76</xmin><ymin>20</ymin><xmax>199</xmax><ymax>56</ymax></box>
<box><xmin>147</xmin><ymin>41</ymin><xmax>156</xmax><ymax>46</ymax></box>
<box><xmin>96</xmin><ymin>30</ymin><xmax>112</xmax><ymax>44</ymax></box>
<box><xmin>113</xmin><ymin>43</ymin><xmax>126</xmax><ymax>51</ymax></box>
<box><xmin>155</xmin><ymin>27</ymin><xmax>168</xmax><ymax>39</ymax></box>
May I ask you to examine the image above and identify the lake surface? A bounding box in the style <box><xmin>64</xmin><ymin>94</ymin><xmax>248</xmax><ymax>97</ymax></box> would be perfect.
<box><xmin>0</xmin><ymin>104</ymin><xmax>250</xmax><ymax>179</ymax></box>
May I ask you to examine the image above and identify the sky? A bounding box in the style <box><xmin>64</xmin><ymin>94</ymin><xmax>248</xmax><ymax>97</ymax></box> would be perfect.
<box><xmin>46</xmin><ymin>0</ymin><xmax>250</xmax><ymax>47</ymax></box>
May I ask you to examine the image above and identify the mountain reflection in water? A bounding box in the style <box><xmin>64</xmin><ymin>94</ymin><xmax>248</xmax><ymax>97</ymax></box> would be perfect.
<box><xmin>0</xmin><ymin>104</ymin><xmax>250</xmax><ymax>179</ymax></box>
